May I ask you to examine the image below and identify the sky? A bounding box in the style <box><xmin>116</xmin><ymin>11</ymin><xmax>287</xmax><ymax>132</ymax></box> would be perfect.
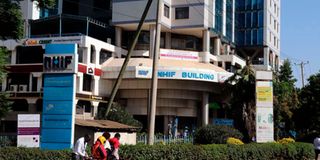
<box><xmin>281</xmin><ymin>0</ymin><xmax>320</xmax><ymax>88</ymax></box>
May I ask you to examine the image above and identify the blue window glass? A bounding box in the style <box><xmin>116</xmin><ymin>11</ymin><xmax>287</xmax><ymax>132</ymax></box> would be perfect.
<box><xmin>252</xmin><ymin>29</ymin><xmax>258</xmax><ymax>45</ymax></box>
<box><xmin>252</xmin><ymin>12</ymin><xmax>258</xmax><ymax>27</ymax></box>
<box><xmin>246</xmin><ymin>12</ymin><xmax>252</xmax><ymax>28</ymax></box>
<box><xmin>258</xmin><ymin>28</ymin><xmax>263</xmax><ymax>45</ymax></box>
<box><xmin>245</xmin><ymin>30</ymin><xmax>251</xmax><ymax>45</ymax></box>
<box><xmin>245</xmin><ymin>0</ymin><xmax>251</xmax><ymax>10</ymax></box>
<box><xmin>258</xmin><ymin>11</ymin><xmax>264</xmax><ymax>27</ymax></box>
<box><xmin>252</xmin><ymin>0</ymin><xmax>257</xmax><ymax>9</ymax></box>
<box><xmin>257</xmin><ymin>0</ymin><xmax>263</xmax><ymax>9</ymax></box>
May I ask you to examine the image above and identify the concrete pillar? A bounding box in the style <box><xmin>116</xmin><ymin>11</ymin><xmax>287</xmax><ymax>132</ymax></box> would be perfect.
<box><xmin>37</xmin><ymin>76</ymin><xmax>42</xmax><ymax>92</ymax></box>
<box><xmin>76</xmin><ymin>72</ymin><xmax>83</xmax><ymax>93</ymax></box>
<box><xmin>58</xmin><ymin>0</ymin><xmax>63</xmax><ymax>14</ymax></box>
<box><xmin>165</xmin><ymin>32</ymin><xmax>171</xmax><ymax>49</ymax></box>
<box><xmin>149</xmin><ymin>25</ymin><xmax>156</xmax><ymax>59</ymax></box>
<box><xmin>214</xmin><ymin>38</ymin><xmax>221</xmax><ymax>55</ymax></box>
<box><xmin>264</xmin><ymin>47</ymin><xmax>269</xmax><ymax>66</ymax></box>
<box><xmin>29</xmin><ymin>73</ymin><xmax>32</xmax><ymax>92</ymax></box>
<box><xmin>115</xmin><ymin>27</ymin><xmax>122</xmax><ymax>47</ymax></box>
<box><xmin>202</xmin><ymin>92</ymin><xmax>209</xmax><ymax>126</ymax></box>
<box><xmin>92</xmin><ymin>101</ymin><xmax>99</xmax><ymax>118</ymax></box>
<box><xmin>203</xmin><ymin>30</ymin><xmax>210</xmax><ymax>53</ymax></box>
<box><xmin>93</xmin><ymin>76</ymin><xmax>100</xmax><ymax>95</ymax></box>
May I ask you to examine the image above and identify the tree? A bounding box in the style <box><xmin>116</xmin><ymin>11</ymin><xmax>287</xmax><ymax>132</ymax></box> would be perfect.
<box><xmin>294</xmin><ymin>72</ymin><xmax>320</xmax><ymax>135</ymax></box>
<box><xmin>0</xmin><ymin>0</ymin><xmax>55</xmax><ymax>118</ymax></box>
<box><xmin>98</xmin><ymin>103</ymin><xmax>142</xmax><ymax>128</ymax></box>
<box><xmin>225</xmin><ymin>60</ymin><xmax>256</xmax><ymax>142</ymax></box>
<box><xmin>273</xmin><ymin>59</ymin><xmax>299</xmax><ymax>139</ymax></box>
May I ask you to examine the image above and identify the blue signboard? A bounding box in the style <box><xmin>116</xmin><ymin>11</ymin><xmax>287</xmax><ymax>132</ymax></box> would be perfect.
<box><xmin>41</xmin><ymin>44</ymin><xmax>77</xmax><ymax>150</ymax></box>
<box><xmin>213</xmin><ymin>118</ymin><xmax>234</xmax><ymax>127</ymax></box>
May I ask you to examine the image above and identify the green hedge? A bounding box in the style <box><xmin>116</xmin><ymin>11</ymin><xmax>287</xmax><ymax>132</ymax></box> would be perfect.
<box><xmin>0</xmin><ymin>142</ymin><xmax>314</xmax><ymax>160</ymax></box>
<box><xmin>120</xmin><ymin>143</ymin><xmax>314</xmax><ymax>160</ymax></box>
<box><xmin>0</xmin><ymin>147</ymin><xmax>71</xmax><ymax>160</ymax></box>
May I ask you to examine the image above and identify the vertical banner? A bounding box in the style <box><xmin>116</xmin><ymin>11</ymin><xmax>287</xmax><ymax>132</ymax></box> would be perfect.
<box><xmin>256</xmin><ymin>71</ymin><xmax>274</xmax><ymax>143</ymax></box>
<box><xmin>256</xmin><ymin>107</ymin><xmax>274</xmax><ymax>142</ymax></box>
<box><xmin>41</xmin><ymin>44</ymin><xmax>77</xmax><ymax>150</ymax></box>
<box><xmin>17</xmin><ymin>114</ymin><xmax>40</xmax><ymax>147</ymax></box>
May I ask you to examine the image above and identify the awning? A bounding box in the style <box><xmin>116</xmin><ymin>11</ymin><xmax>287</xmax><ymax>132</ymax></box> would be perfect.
<box><xmin>102</xmin><ymin>58</ymin><xmax>233</xmax><ymax>83</ymax></box>
<box><xmin>75</xmin><ymin>119</ymin><xmax>140</xmax><ymax>132</ymax></box>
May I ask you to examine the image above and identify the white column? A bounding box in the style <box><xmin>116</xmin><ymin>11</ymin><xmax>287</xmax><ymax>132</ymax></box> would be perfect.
<box><xmin>222</xmin><ymin>0</ymin><xmax>227</xmax><ymax>36</ymax></box>
<box><xmin>37</xmin><ymin>76</ymin><xmax>42</xmax><ymax>92</ymax></box>
<box><xmin>93</xmin><ymin>76</ymin><xmax>100</xmax><ymax>95</ymax></box>
<box><xmin>264</xmin><ymin>47</ymin><xmax>269</xmax><ymax>66</ymax></box>
<box><xmin>29</xmin><ymin>73</ymin><xmax>32</xmax><ymax>92</ymax></box>
<box><xmin>77</xmin><ymin>72</ymin><xmax>83</xmax><ymax>92</ymax></box>
<box><xmin>58</xmin><ymin>0</ymin><xmax>63</xmax><ymax>14</ymax></box>
<box><xmin>11</xmin><ymin>50</ymin><xmax>16</xmax><ymax>64</ymax></box>
<box><xmin>202</xmin><ymin>92</ymin><xmax>209</xmax><ymax>126</ymax></box>
<box><xmin>165</xmin><ymin>32</ymin><xmax>171</xmax><ymax>49</ymax></box>
<box><xmin>149</xmin><ymin>24</ymin><xmax>156</xmax><ymax>59</ymax></box>
<box><xmin>115</xmin><ymin>27</ymin><xmax>122</xmax><ymax>47</ymax></box>
<box><xmin>201</xmin><ymin>30</ymin><xmax>210</xmax><ymax>63</ymax></box>
<box><xmin>92</xmin><ymin>101</ymin><xmax>99</xmax><ymax>118</ymax></box>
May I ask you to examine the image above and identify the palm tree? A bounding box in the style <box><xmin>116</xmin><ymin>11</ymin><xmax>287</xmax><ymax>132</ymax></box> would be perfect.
<box><xmin>225</xmin><ymin>58</ymin><xmax>256</xmax><ymax>142</ymax></box>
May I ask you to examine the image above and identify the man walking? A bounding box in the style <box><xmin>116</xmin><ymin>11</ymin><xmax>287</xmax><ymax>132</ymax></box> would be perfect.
<box><xmin>72</xmin><ymin>134</ymin><xmax>91</xmax><ymax>160</ymax></box>
<box><xmin>314</xmin><ymin>134</ymin><xmax>320</xmax><ymax>160</ymax></box>
<box><xmin>109</xmin><ymin>133</ymin><xmax>121</xmax><ymax>160</ymax></box>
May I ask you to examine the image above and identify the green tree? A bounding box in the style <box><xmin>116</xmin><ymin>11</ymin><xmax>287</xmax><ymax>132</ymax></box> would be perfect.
<box><xmin>225</xmin><ymin>60</ymin><xmax>256</xmax><ymax>142</ymax></box>
<box><xmin>294</xmin><ymin>72</ymin><xmax>320</xmax><ymax>134</ymax></box>
<box><xmin>273</xmin><ymin>59</ymin><xmax>299</xmax><ymax>139</ymax></box>
<box><xmin>98</xmin><ymin>103</ymin><xmax>142</xmax><ymax>128</ymax></box>
<box><xmin>0</xmin><ymin>0</ymin><xmax>55</xmax><ymax>118</ymax></box>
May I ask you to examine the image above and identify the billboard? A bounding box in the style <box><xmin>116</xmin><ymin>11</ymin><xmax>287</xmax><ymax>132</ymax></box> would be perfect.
<box><xmin>17</xmin><ymin>114</ymin><xmax>40</xmax><ymax>147</ymax></box>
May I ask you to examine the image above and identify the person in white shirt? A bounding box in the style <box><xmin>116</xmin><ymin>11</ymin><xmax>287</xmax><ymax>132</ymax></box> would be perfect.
<box><xmin>72</xmin><ymin>134</ymin><xmax>91</xmax><ymax>160</ymax></box>
<box><xmin>314</xmin><ymin>135</ymin><xmax>320</xmax><ymax>160</ymax></box>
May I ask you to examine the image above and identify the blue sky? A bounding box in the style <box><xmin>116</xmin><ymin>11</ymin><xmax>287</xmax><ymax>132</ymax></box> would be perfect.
<box><xmin>281</xmin><ymin>0</ymin><xmax>320</xmax><ymax>88</ymax></box>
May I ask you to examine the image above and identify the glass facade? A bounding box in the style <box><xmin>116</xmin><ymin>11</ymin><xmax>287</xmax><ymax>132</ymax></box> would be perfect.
<box><xmin>226</xmin><ymin>0</ymin><xmax>233</xmax><ymax>41</ymax></box>
<box><xmin>214</xmin><ymin>0</ymin><xmax>223</xmax><ymax>34</ymax></box>
<box><xmin>235</xmin><ymin>0</ymin><xmax>264</xmax><ymax>46</ymax></box>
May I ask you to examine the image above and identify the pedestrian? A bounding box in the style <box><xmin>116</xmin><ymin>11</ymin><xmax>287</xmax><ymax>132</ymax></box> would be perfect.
<box><xmin>314</xmin><ymin>134</ymin><xmax>320</xmax><ymax>160</ymax></box>
<box><xmin>72</xmin><ymin>134</ymin><xmax>91</xmax><ymax>160</ymax></box>
<box><xmin>92</xmin><ymin>135</ymin><xmax>108</xmax><ymax>160</ymax></box>
<box><xmin>109</xmin><ymin>133</ymin><xmax>121</xmax><ymax>160</ymax></box>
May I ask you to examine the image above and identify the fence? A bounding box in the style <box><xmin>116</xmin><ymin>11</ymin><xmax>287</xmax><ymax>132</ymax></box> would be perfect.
<box><xmin>137</xmin><ymin>134</ymin><xmax>193</xmax><ymax>144</ymax></box>
<box><xmin>0</xmin><ymin>135</ymin><xmax>17</xmax><ymax>147</ymax></box>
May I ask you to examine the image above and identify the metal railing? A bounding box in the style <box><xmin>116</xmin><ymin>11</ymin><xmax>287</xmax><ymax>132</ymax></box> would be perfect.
<box><xmin>137</xmin><ymin>134</ymin><xmax>193</xmax><ymax>144</ymax></box>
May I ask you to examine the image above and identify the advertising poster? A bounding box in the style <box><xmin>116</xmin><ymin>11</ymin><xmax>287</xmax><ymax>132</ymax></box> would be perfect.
<box><xmin>256</xmin><ymin>81</ymin><xmax>273</xmax><ymax>107</ymax></box>
<box><xmin>256</xmin><ymin>107</ymin><xmax>274</xmax><ymax>142</ymax></box>
<box><xmin>17</xmin><ymin>114</ymin><xmax>40</xmax><ymax>147</ymax></box>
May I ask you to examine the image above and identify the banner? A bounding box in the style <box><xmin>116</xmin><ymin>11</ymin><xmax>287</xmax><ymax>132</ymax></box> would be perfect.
<box><xmin>256</xmin><ymin>107</ymin><xmax>274</xmax><ymax>142</ymax></box>
<box><xmin>17</xmin><ymin>114</ymin><xmax>40</xmax><ymax>147</ymax></box>
<box><xmin>256</xmin><ymin>81</ymin><xmax>273</xmax><ymax>107</ymax></box>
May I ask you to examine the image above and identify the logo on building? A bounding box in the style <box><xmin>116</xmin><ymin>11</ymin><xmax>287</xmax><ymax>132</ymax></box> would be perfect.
<box><xmin>43</xmin><ymin>55</ymin><xmax>75</xmax><ymax>73</ymax></box>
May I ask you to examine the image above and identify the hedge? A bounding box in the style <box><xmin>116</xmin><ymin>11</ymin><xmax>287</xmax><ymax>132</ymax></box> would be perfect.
<box><xmin>0</xmin><ymin>142</ymin><xmax>314</xmax><ymax>160</ymax></box>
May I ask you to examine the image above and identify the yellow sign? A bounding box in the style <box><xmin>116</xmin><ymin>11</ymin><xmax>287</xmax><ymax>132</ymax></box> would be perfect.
<box><xmin>257</xmin><ymin>87</ymin><xmax>272</xmax><ymax>102</ymax></box>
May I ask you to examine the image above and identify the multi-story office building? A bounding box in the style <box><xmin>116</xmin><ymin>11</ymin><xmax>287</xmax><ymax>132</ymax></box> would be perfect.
<box><xmin>0</xmin><ymin>0</ymin><xmax>280</xmax><ymax>149</ymax></box>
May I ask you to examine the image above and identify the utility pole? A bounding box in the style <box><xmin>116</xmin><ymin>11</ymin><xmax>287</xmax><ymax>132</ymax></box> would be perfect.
<box><xmin>147</xmin><ymin>0</ymin><xmax>162</xmax><ymax>145</ymax></box>
<box><xmin>104</xmin><ymin>0</ymin><xmax>153</xmax><ymax>117</ymax></box>
<box><xmin>294</xmin><ymin>61</ymin><xmax>309</xmax><ymax>88</ymax></box>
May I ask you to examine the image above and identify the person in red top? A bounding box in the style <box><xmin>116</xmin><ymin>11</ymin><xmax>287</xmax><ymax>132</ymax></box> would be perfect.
<box><xmin>92</xmin><ymin>136</ymin><xmax>107</xmax><ymax>160</ymax></box>
<box><xmin>108</xmin><ymin>133</ymin><xmax>121</xmax><ymax>160</ymax></box>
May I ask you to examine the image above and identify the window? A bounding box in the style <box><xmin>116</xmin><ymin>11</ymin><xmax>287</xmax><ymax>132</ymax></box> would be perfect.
<box><xmin>246</xmin><ymin>12</ymin><xmax>251</xmax><ymax>28</ymax></box>
<box><xmin>164</xmin><ymin>4</ymin><xmax>170</xmax><ymax>18</ymax></box>
<box><xmin>175</xmin><ymin>7</ymin><xmax>189</xmax><ymax>19</ymax></box>
<box><xmin>12</xmin><ymin>99</ymin><xmax>28</xmax><ymax>111</ymax></box>
<box><xmin>90</xmin><ymin>45</ymin><xmax>96</xmax><ymax>64</ymax></box>
<box><xmin>83</xmin><ymin>74</ymin><xmax>92</xmax><ymax>92</ymax></box>
<box><xmin>99</xmin><ymin>49</ymin><xmax>112</xmax><ymax>64</ymax></box>
<box><xmin>274</xmin><ymin>20</ymin><xmax>277</xmax><ymax>30</ymax></box>
<box><xmin>16</xmin><ymin>46</ymin><xmax>44</xmax><ymax>64</ymax></box>
<box><xmin>274</xmin><ymin>37</ymin><xmax>276</xmax><ymax>46</ymax></box>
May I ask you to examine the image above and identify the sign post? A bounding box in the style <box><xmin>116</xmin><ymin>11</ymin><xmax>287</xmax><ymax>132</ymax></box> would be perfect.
<box><xmin>255</xmin><ymin>71</ymin><xmax>274</xmax><ymax>143</ymax></box>
<box><xmin>41</xmin><ymin>44</ymin><xmax>77</xmax><ymax>149</ymax></box>
<box><xmin>17</xmin><ymin>114</ymin><xmax>40</xmax><ymax>147</ymax></box>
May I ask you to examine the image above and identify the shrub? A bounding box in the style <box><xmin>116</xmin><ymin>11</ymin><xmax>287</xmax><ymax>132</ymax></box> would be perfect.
<box><xmin>277</xmin><ymin>137</ymin><xmax>295</xmax><ymax>144</ymax></box>
<box><xmin>194</xmin><ymin>125</ymin><xmax>243</xmax><ymax>144</ymax></box>
<box><xmin>0</xmin><ymin>143</ymin><xmax>314</xmax><ymax>160</ymax></box>
<box><xmin>227</xmin><ymin>137</ymin><xmax>244</xmax><ymax>145</ymax></box>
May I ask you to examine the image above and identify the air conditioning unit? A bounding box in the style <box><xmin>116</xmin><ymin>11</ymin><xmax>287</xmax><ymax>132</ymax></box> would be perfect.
<box><xmin>9</xmin><ymin>85</ymin><xmax>18</xmax><ymax>92</ymax></box>
<box><xmin>18</xmin><ymin>85</ymin><xmax>28</xmax><ymax>92</ymax></box>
